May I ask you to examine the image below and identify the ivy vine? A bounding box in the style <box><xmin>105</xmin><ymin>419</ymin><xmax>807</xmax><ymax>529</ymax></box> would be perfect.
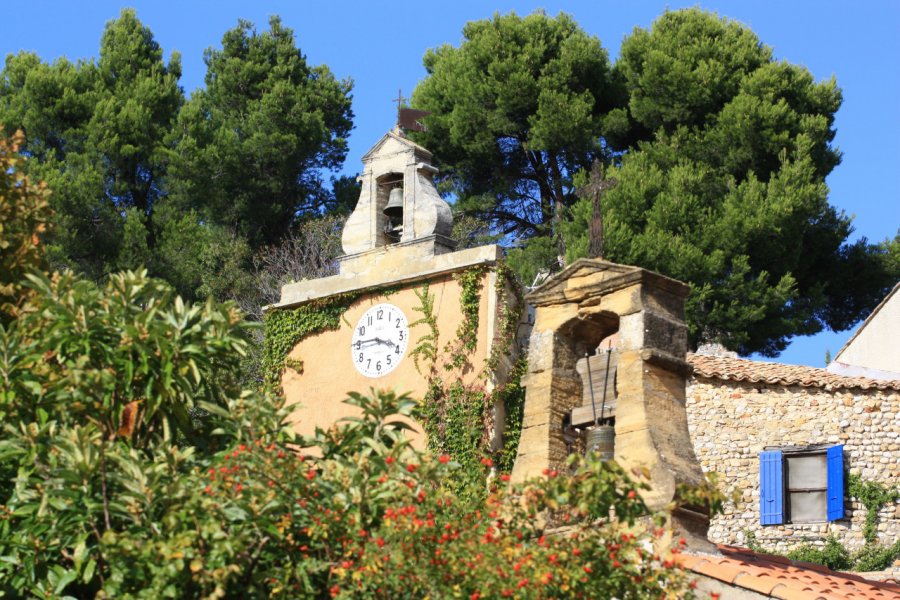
<box><xmin>494</xmin><ymin>357</ymin><xmax>527</xmax><ymax>474</ymax></box>
<box><xmin>262</xmin><ymin>293</ymin><xmax>361</xmax><ymax>388</ymax></box>
<box><xmin>444</xmin><ymin>266</ymin><xmax>485</xmax><ymax>370</ymax></box>
<box><xmin>849</xmin><ymin>473</ymin><xmax>900</xmax><ymax>544</ymax></box>
<box><xmin>409</xmin><ymin>283</ymin><xmax>439</xmax><ymax>374</ymax></box>
<box><xmin>420</xmin><ymin>378</ymin><xmax>490</xmax><ymax>502</ymax></box>
<box><xmin>413</xmin><ymin>261</ymin><xmax>526</xmax><ymax>501</ymax></box>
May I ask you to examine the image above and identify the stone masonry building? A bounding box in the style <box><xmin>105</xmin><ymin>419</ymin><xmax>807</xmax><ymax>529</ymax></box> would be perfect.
<box><xmin>686</xmin><ymin>351</ymin><xmax>900</xmax><ymax>554</ymax></box>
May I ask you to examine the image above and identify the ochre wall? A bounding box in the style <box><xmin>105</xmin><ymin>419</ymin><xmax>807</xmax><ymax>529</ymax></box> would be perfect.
<box><xmin>280</xmin><ymin>272</ymin><xmax>493</xmax><ymax>446</ymax></box>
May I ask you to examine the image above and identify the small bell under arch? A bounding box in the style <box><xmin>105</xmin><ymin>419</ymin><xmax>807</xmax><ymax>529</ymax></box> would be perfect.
<box><xmin>383</xmin><ymin>187</ymin><xmax>404</xmax><ymax>242</ymax></box>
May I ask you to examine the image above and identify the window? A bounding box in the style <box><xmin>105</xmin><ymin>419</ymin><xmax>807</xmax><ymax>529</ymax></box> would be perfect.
<box><xmin>759</xmin><ymin>445</ymin><xmax>844</xmax><ymax>525</ymax></box>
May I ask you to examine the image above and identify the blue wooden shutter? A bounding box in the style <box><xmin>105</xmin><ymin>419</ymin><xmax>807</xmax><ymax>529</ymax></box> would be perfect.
<box><xmin>827</xmin><ymin>445</ymin><xmax>845</xmax><ymax>521</ymax></box>
<box><xmin>759</xmin><ymin>450</ymin><xmax>784</xmax><ymax>525</ymax></box>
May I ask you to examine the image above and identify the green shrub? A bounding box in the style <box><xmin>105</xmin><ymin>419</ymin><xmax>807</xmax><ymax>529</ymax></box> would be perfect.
<box><xmin>786</xmin><ymin>536</ymin><xmax>852</xmax><ymax>571</ymax></box>
<box><xmin>852</xmin><ymin>540</ymin><xmax>900</xmax><ymax>573</ymax></box>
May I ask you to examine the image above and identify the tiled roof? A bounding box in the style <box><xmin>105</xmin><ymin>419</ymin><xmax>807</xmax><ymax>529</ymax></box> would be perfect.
<box><xmin>687</xmin><ymin>353</ymin><xmax>900</xmax><ymax>392</ymax></box>
<box><xmin>679</xmin><ymin>545</ymin><xmax>900</xmax><ymax>599</ymax></box>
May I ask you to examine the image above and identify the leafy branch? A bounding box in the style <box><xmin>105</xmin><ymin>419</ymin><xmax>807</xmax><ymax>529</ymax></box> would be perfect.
<box><xmin>409</xmin><ymin>283</ymin><xmax>439</xmax><ymax>375</ymax></box>
<box><xmin>849</xmin><ymin>473</ymin><xmax>900</xmax><ymax>544</ymax></box>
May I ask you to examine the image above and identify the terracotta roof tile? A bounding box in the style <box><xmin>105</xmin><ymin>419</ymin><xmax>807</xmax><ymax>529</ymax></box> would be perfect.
<box><xmin>691</xmin><ymin>558</ymin><xmax>747</xmax><ymax>583</ymax></box>
<box><xmin>687</xmin><ymin>353</ymin><xmax>900</xmax><ymax>391</ymax></box>
<box><xmin>772</xmin><ymin>588</ymin><xmax>826</xmax><ymax>600</ymax></box>
<box><xmin>734</xmin><ymin>572</ymin><xmax>787</xmax><ymax>594</ymax></box>
<box><xmin>678</xmin><ymin>545</ymin><xmax>900</xmax><ymax>599</ymax></box>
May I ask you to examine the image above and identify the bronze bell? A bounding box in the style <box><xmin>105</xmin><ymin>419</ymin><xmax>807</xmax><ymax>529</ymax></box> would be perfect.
<box><xmin>584</xmin><ymin>424</ymin><xmax>615</xmax><ymax>460</ymax></box>
<box><xmin>383</xmin><ymin>187</ymin><xmax>404</xmax><ymax>219</ymax></box>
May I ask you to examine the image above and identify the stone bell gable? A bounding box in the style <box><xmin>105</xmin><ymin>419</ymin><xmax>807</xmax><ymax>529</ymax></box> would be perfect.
<box><xmin>341</xmin><ymin>128</ymin><xmax>453</xmax><ymax>259</ymax></box>
<box><xmin>511</xmin><ymin>258</ymin><xmax>710</xmax><ymax>544</ymax></box>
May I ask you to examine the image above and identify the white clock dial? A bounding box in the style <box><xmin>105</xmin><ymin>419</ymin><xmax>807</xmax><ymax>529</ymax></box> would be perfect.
<box><xmin>350</xmin><ymin>303</ymin><xmax>409</xmax><ymax>377</ymax></box>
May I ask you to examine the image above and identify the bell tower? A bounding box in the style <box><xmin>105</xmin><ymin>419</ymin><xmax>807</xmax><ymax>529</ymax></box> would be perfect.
<box><xmin>268</xmin><ymin>125</ymin><xmax>514</xmax><ymax>449</ymax></box>
<box><xmin>340</xmin><ymin>127</ymin><xmax>455</xmax><ymax>270</ymax></box>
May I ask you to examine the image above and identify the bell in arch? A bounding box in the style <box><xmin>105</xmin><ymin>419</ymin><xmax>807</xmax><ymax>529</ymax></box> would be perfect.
<box><xmin>383</xmin><ymin>187</ymin><xmax>404</xmax><ymax>242</ymax></box>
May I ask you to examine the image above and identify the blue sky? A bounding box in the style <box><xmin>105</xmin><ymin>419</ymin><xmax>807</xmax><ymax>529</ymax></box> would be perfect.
<box><xmin>7</xmin><ymin>1</ymin><xmax>899</xmax><ymax>367</ymax></box>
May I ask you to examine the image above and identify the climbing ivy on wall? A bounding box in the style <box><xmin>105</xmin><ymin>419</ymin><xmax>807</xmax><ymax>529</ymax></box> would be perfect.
<box><xmin>409</xmin><ymin>282</ymin><xmax>440</xmax><ymax>374</ymax></box>
<box><xmin>444</xmin><ymin>266</ymin><xmax>485</xmax><ymax>370</ymax></box>
<box><xmin>849</xmin><ymin>473</ymin><xmax>900</xmax><ymax>544</ymax></box>
<box><xmin>495</xmin><ymin>357</ymin><xmax>527</xmax><ymax>475</ymax></box>
<box><xmin>262</xmin><ymin>293</ymin><xmax>360</xmax><ymax>387</ymax></box>
<box><xmin>415</xmin><ymin>261</ymin><xmax>526</xmax><ymax>501</ymax></box>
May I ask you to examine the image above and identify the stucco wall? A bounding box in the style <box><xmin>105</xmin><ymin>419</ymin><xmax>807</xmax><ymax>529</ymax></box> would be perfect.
<box><xmin>281</xmin><ymin>271</ymin><xmax>495</xmax><ymax>446</ymax></box>
<box><xmin>833</xmin><ymin>286</ymin><xmax>900</xmax><ymax>375</ymax></box>
<box><xmin>686</xmin><ymin>378</ymin><xmax>900</xmax><ymax>553</ymax></box>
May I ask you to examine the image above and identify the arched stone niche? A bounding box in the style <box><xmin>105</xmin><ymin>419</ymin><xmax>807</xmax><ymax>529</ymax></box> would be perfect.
<box><xmin>511</xmin><ymin>258</ymin><xmax>710</xmax><ymax>545</ymax></box>
<box><xmin>341</xmin><ymin>129</ymin><xmax>453</xmax><ymax>259</ymax></box>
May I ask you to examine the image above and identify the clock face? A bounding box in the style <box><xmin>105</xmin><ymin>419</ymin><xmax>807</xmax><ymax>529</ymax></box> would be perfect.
<box><xmin>350</xmin><ymin>303</ymin><xmax>409</xmax><ymax>377</ymax></box>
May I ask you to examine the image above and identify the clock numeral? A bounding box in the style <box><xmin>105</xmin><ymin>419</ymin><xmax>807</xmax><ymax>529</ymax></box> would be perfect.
<box><xmin>366</xmin><ymin>359</ymin><xmax>371</xmax><ymax>370</ymax></box>
<box><xmin>398</xmin><ymin>331</ymin><xmax>404</xmax><ymax>341</ymax></box>
<box><xmin>396</xmin><ymin>318</ymin><xmax>401</xmax><ymax>328</ymax></box>
<box><xmin>386</xmin><ymin>356</ymin><xmax>392</xmax><ymax>366</ymax></box>
<box><xmin>376</xmin><ymin>361</ymin><xmax>382</xmax><ymax>372</ymax></box>
<box><xmin>367</xmin><ymin>315</ymin><xmax>373</xmax><ymax>326</ymax></box>
<box><xmin>395</xmin><ymin>346</ymin><xmax>400</xmax><ymax>355</ymax></box>
<box><xmin>377</xmin><ymin>309</ymin><xmax>384</xmax><ymax>320</ymax></box>
<box><xmin>358</xmin><ymin>325</ymin><xmax>366</xmax><ymax>336</ymax></box>
<box><xmin>358</xmin><ymin>353</ymin><xmax>364</xmax><ymax>363</ymax></box>
<box><xmin>355</xmin><ymin>341</ymin><xmax>361</xmax><ymax>350</ymax></box>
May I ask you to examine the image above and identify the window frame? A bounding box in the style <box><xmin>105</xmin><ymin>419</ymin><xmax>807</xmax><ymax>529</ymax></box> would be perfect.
<box><xmin>759</xmin><ymin>444</ymin><xmax>844</xmax><ymax>526</ymax></box>
<box><xmin>783</xmin><ymin>450</ymin><xmax>829</xmax><ymax>524</ymax></box>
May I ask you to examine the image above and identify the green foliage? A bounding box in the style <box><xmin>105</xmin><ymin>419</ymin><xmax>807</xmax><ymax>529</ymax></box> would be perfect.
<box><xmin>786</xmin><ymin>536</ymin><xmax>852</xmax><ymax>571</ymax></box>
<box><xmin>2</xmin><ymin>367</ymin><xmax>699</xmax><ymax>597</ymax></box>
<box><xmin>0</xmin><ymin>131</ymin><xmax>52</xmax><ymax>323</ymax></box>
<box><xmin>0</xmin><ymin>9</ymin><xmax>182</xmax><ymax>283</ymax></box>
<box><xmin>169</xmin><ymin>16</ymin><xmax>353</xmax><ymax>249</ymax></box>
<box><xmin>261</xmin><ymin>293</ymin><xmax>358</xmax><ymax>387</ymax></box>
<box><xmin>1</xmin><ymin>270</ymin><xmax>250</xmax><ymax>448</ymax></box>
<box><xmin>485</xmin><ymin>261</ymin><xmax>525</xmax><ymax>375</ymax></box>
<box><xmin>0</xmin><ymin>59</ymin><xmax>697</xmax><ymax>600</ymax></box>
<box><xmin>851</xmin><ymin>539</ymin><xmax>900</xmax><ymax>573</ymax></box>
<box><xmin>0</xmin><ymin>12</ymin><xmax>354</xmax><ymax>304</ymax></box>
<box><xmin>743</xmin><ymin>530</ymin><xmax>764</xmax><ymax>553</ymax></box>
<box><xmin>0</xmin><ymin>264</ymin><xmax>265</xmax><ymax>595</ymax></box>
<box><xmin>409</xmin><ymin>282</ymin><xmax>440</xmax><ymax>374</ymax></box>
<box><xmin>745</xmin><ymin>522</ymin><xmax>900</xmax><ymax>573</ymax></box>
<box><xmin>444</xmin><ymin>266</ymin><xmax>485</xmax><ymax>370</ymax></box>
<box><xmin>849</xmin><ymin>473</ymin><xmax>900</xmax><ymax>544</ymax></box>
<box><xmin>561</xmin><ymin>8</ymin><xmax>894</xmax><ymax>355</ymax></box>
<box><xmin>420</xmin><ymin>380</ymin><xmax>490</xmax><ymax>502</ymax></box>
<box><xmin>881</xmin><ymin>232</ymin><xmax>900</xmax><ymax>280</ymax></box>
<box><xmin>494</xmin><ymin>357</ymin><xmax>527</xmax><ymax>474</ymax></box>
<box><xmin>506</xmin><ymin>236</ymin><xmax>561</xmax><ymax>286</ymax></box>
<box><xmin>411</xmin><ymin>11</ymin><xmax>621</xmax><ymax>242</ymax></box>
<box><xmin>414</xmin><ymin>264</ymin><xmax>527</xmax><ymax>500</ymax></box>
<box><xmin>412</xmin><ymin>7</ymin><xmax>891</xmax><ymax>355</ymax></box>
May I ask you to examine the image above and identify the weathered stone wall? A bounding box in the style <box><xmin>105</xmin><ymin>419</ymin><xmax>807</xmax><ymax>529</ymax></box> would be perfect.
<box><xmin>686</xmin><ymin>378</ymin><xmax>900</xmax><ymax>553</ymax></box>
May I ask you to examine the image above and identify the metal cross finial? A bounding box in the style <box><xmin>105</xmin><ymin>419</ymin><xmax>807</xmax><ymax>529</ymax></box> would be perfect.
<box><xmin>393</xmin><ymin>89</ymin><xmax>407</xmax><ymax>126</ymax></box>
<box><xmin>577</xmin><ymin>159</ymin><xmax>618</xmax><ymax>259</ymax></box>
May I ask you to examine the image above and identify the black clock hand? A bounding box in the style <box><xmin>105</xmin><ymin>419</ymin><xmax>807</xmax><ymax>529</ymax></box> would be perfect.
<box><xmin>358</xmin><ymin>337</ymin><xmax>395</xmax><ymax>348</ymax></box>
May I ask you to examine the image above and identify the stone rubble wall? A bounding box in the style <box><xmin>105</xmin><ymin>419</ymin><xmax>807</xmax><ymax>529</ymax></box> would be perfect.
<box><xmin>686</xmin><ymin>378</ymin><xmax>900</xmax><ymax>554</ymax></box>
